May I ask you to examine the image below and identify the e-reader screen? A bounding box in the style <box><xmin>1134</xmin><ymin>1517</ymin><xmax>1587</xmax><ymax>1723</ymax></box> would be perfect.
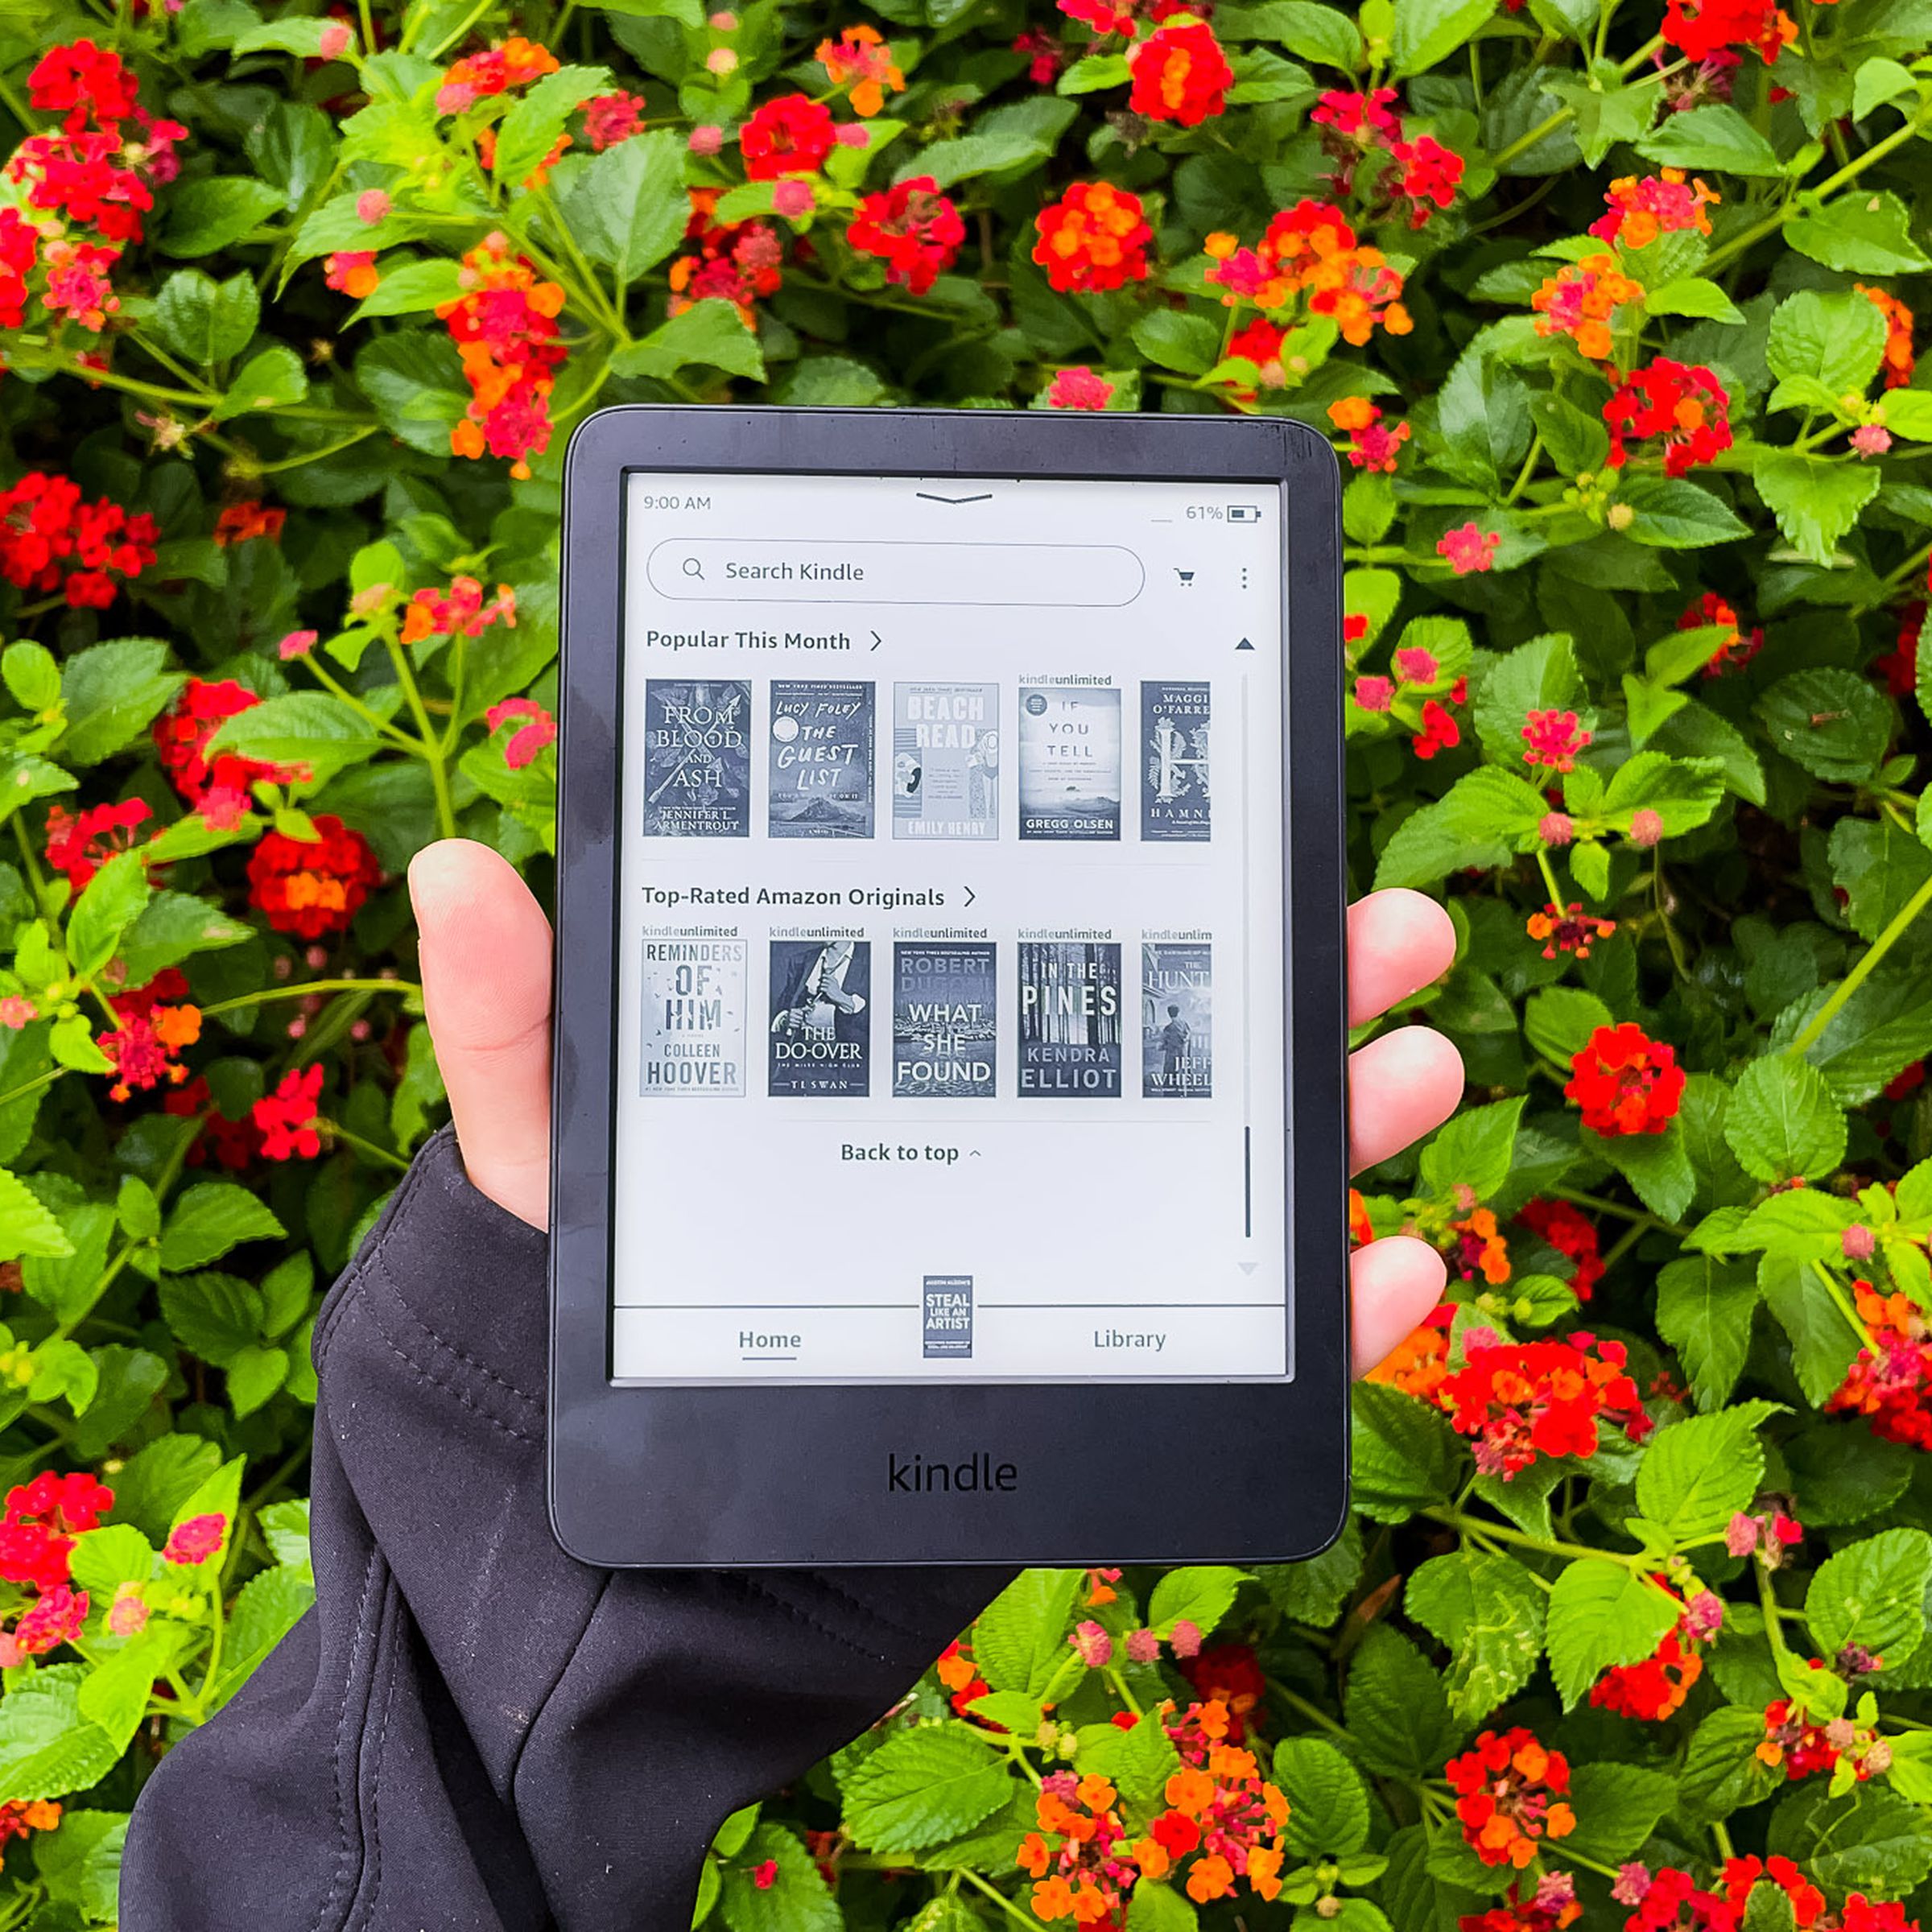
<box><xmin>611</xmin><ymin>473</ymin><xmax>1286</xmax><ymax>1385</ymax></box>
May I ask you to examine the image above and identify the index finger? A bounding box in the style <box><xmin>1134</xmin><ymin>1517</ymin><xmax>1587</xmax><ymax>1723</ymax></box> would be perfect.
<box><xmin>1348</xmin><ymin>888</ymin><xmax>1455</xmax><ymax>1028</ymax></box>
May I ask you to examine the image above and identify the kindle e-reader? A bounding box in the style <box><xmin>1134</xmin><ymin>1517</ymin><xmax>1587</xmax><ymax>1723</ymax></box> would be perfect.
<box><xmin>549</xmin><ymin>406</ymin><xmax>1345</xmax><ymax>1567</ymax></box>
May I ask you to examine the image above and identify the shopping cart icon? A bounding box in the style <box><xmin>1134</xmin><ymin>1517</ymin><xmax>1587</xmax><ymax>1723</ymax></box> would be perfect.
<box><xmin>1175</xmin><ymin>569</ymin><xmax>1195</xmax><ymax>586</ymax></box>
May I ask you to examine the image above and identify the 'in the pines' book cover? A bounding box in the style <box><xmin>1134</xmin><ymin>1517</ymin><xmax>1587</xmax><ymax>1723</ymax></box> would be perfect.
<box><xmin>1018</xmin><ymin>942</ymin><xmax>1121</xmax><ymax>1096</ymax></box>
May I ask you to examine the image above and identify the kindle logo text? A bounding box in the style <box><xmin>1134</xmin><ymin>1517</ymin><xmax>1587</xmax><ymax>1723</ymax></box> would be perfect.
<box><xmin>888</xmin><ymin>1452</ymin><xmax>1018</xmax><ymax>1494</ymax></box>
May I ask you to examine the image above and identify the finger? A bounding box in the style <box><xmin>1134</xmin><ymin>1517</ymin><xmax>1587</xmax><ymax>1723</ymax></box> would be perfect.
<box><xmin>409</xmin><ymin>839</ymin><xmax>554</xmax><ymax>1231</ymax></box>
<box><xmin>1350</xmin><ymin>1025</ymin><xmax>1463</xmax><ymax>1174</ymax></box>
<box><xmin>1351</xmin><ymin>1235</ymin><xmax>1447</xmax><ymax>1377</ymax></box>
<box><xmin>1348</xmin><ymin>888</ymin><xmax>1456</xmax><ymax>1027</ymax></box>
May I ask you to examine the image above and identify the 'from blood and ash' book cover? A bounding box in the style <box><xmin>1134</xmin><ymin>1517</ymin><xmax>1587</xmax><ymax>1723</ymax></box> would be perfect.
<box><xmin>642</xmin><ymin>680</ymin><xmax>751</xmax><ymax>837</ymax></box>
<box><xmin>768</xmin><ymin>679</ymin><xmax>874</xmax><ymax>838</ymax></box>
<box><xmin>769</xmin><ymin>939</ymin><xmax>871</xmax><ymax>1096</ymax></box>
<box><xmin>1018</xmin><ymin>942</ymin><xmax>1121</xmax><ymax>1096</ymax></box>
<box><xmin>638</xmin><ymin>936</ymin><xmax>746</xmax><ymax>1096</ymax></box>
<box><xmin>1141</xmin><ymin>681</ymin><xmax>1212</xmax><ymax>842</ymax></box>
<box><xmin>892</xmin><ymin>683</ymin><xmax>998</xmax><ymax>840</ymax></box>
<box><xmin>893</xmin><ymin>942</ymin><xmax>996</xmax><ymax>1097</ymax></box>
<box><xmin>1142</xmin><ymin>941</ymin><xmax>1212</xmax><ymax>1098</ymax></box>
<box><xmin>1018</xmin><ymin>686</ymin><xmax>1121</xmax><ymax>840</ymax></box>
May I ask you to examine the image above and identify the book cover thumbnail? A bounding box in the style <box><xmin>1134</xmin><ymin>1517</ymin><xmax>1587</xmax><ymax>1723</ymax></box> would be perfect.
<box><xmin>1018</xmin><ymin>942</ymin><xmax>1122</xmax><ymax>1097</ymax></box>
<box><xmin>1018</xmin><ymin>686</ymin><xmax>1121</xmax><ymax>840</ymax></box>
<box><xmin>769</xmin><ymin>939</ymin><xmax>871</xmax><ymax>1096</ymax></box>
<box><xmin>1141</xmin><ymin>680</ymin><xmax>1212</xmax><ymax>842</ymax></box>
<box><xmin>642</xmin><ymin>680</ymin><xmax>751</xmax><ymax>837</ymax></box>
<box><xmin>894</xmin><ymin>942</ymin><xmax>996</xmax><ymax>1097</ymax></box>
<box><xmin>892</xmin><ymin>683</ymin><xmax>998</xmax><ymax>840</ymax></box>
<box><xmin>638</xmin><ymin>937</ymin><xmax>746</xmax><ymax>1096</ymax></box>
<box><xmin>1142</xmin><ymin>942</ymin><xmax>1212</xmax><ymax>1098</ymax></box>
<box><xmin>769</xmin><ymin>679</ymin><xmax>874</xmax><ymax>838</ymax></box>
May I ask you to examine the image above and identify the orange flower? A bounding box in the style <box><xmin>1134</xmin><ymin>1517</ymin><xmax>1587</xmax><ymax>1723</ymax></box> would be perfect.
<box><xmin>1531</xmin><ymin>251</ymin><xmax>1641</xmax><ymax>361</ymax></box>
<box><xmin>1368</xmin><ymin>1311</ymin><xmax>1451</xmax><ymax>1401</ymax></box>
<box><xmin>1030</xmin><ymin>1875</ymin><xmax>1075</xmax><ymax>1922</ymax></box>
<box><xmin>1186</xmin><ymin>1853</ymin><xmax>1235</xmax><ymax>1902</ymax></box>
<box><xmin>1249</xmin><ymin>1844</ymin><xmax>1285</xmax><ymax>1901</ymax></box>
<box><xmin>1590</xmin><ymin>168</ymin><xmax>1717</xmax><ymax>247</ymax></box>
<box><xmin>815</xmin><ymin>24</ymin><xmax>902</xmax><ymax>116</ymax></box>
<box><xmin>1446</xmin><ymin>1728</ymin><xmax>1575</xmax><ymax>1869</ymax></box>
<box><xmin>1018</xmin><ymin>1832</ymin><xmax>1051</xmax><ymax>1877</ymax></box>
<box><xmin>1033</xmin><ymin>182</ymin><xmax>1153</xmax><ymax>295</ymax></box>
<box><xmin>1166</xmin><ymin>1767</ymin><xmax>1215</xmax><ymax>1818</ymax></box>
<box><xmin>1133</xmin><ymin>1838</ymin><xmax>1170</xmax><ymax>1880</ymax></box>
<box><xmin>1075</xmin><ymin>1773</ymin><xmax>1117</xmax><ymax>1813</ymax></box>
<box><xmin>1860</xmin><ymin>283</ymin><xmax>1916</xmax><ymax>388</ymax></box>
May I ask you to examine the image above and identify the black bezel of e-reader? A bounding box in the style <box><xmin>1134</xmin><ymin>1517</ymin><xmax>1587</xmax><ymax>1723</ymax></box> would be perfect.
<box><xmin>548</xmin><ymin>404</ymin><xmax>1346</xmax><ymax>1569</ymax></box>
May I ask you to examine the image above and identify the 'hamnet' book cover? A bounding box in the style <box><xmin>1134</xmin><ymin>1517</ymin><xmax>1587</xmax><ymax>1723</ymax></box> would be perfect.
<box><xmin>1141</xmin><ymin>681</ymin><xmax>1212</xmax><ymax>842</ymax></box>
<box><xmin>769</xmin><ymin>939</ymin><xmax>870</xmax><ymax>1096</ymax></box>
<box><xmin>892</xmin><ymin>683</ymin><xmax>998</xmax><ymax>840</ymax></box>
<box><xmin>768</xmin><ymin>680</ymin><xmax>874</xmax><ymax>838</ymax></box>
<box><xmin>642</xmin><ymin>680</ymin><xmax>751</xmax><ymax>837</ymax></box>
<box><xmin>1018</xmin><ymin>686</ymin><xmax>1121</xmax><ymax>840</ymax></box>
<box><xmin>638</xmin><ymin>936</ymin><xmax>746</xmax><ymax>1096</ymax></box>
<box><xmin>1142</xmin><ymin>942</ymin><xmax>1212</xmax><ymax>1098</ymax></box>
<box><xmin>1018</xmin><ymin>942</ymin><xmax>1121</xmax><ymax>1096</ymax></box>
<box><xmin>893</xmin><ymin>943</ymin><xmax>996</xmax><ymax>1097</ymax></box>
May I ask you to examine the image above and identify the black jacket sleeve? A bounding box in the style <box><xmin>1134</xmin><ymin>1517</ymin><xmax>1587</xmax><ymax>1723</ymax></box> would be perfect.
<box><xmin>121</xmin><ymin>1128</ymin><xmax>1001</xmax><ymax>1931</ymax></box>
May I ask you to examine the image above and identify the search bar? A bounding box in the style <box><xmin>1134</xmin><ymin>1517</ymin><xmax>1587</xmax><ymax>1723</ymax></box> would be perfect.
<box><xmin>646</xmin><ymin>539</ymin><xmax>1145</xmax><ymax>607</ymax></box>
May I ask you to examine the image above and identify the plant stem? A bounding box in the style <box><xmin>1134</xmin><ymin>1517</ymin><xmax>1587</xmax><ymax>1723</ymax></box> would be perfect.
<box><xmin>1274</xmin><ymin>1685</ymin><xmax>1350</xmax><ymax>1740</ymax></box>
<box><xmin>54</xmin><ymin>1115</ymin><xmax>199</xmax><ymax>1340</ymax></box>
<box><xmin>1423</xmin><ymin>1506</ymin><xmax>1645</xmax><ymax>1568</ymax></box>
<box><xmin>1809</xmin><ymin>1260</ymin><xmax>1874</xmax><ymax>1353</ymax></box>
<box><xmin>200</xmin><ymin>978</ymin><xmax>420</xmax><ymax>1019</ymax></box>
<box><xmin>960</xmin><ymin>1869</ymin><xmax>1045</xmax><ymax>1930</ymax></box>
<box><xmin>1787</xmin><ymin>867</ymin><xmax>1932</xmax><ymax>1056</ymax></box>
<box><xmin>385</xmin><ymin>639</ymin><xmax>458</xmax><ymax>840</ymax></box>
<box><xmin>326</xmin><ymin>1121</ymin><xmax>410</xmax><ymax>1171</ymax></box>
<box><xmin>1554</xmin><ymin>1189</ymin><xmax>1685</xmax><ymax>1235</ymax></box>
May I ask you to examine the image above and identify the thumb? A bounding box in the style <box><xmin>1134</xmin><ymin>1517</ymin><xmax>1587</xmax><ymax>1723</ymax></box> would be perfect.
<box><xmin>409</xmin><ymin>839</ymin><xmax>553</xmax><ymax>1230</ymax></box>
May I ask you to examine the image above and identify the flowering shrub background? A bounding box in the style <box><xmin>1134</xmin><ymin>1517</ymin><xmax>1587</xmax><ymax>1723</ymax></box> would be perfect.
<box><xmin>1</xmin><ymin>0</ymin><xmax>1932</xmax><ymax>1926</ymax></box>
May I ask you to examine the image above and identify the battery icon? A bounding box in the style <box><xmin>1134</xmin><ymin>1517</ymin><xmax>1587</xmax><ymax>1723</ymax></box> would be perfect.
<box><xmin>1227</xmin><ymin>505</ymin><xmax>1261</xmax><ymax>522</ymax></box>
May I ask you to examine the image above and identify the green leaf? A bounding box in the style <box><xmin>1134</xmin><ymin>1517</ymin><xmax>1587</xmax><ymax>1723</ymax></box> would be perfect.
<box><xmin>0</xmin><ymin>1670</ymin><xmax>122</xmax><ymax>1803</ymax></box>
<box><xmin>1724</xmin><ymin>1056</ymin><xmax>1847</xmax><ymax>1183</ymax></box>
<box><xmin>1218</xmin><ymin>1</ymin><xmax>1363</xmax><ymax>65</ymax></box>
<box><xmin>159</xmin><ymin>1270</ymin><xmax>261</xmax><ymax>1366</ymax></box>
<box><xmin>841</xmin><ymin>1726</ymin><xmax>1015</xmax><ymax>1853</ymax></box>
<box><xmin>1075</xmin><ymin>1711</ymin><xmax>1182</xmax><ymax>1810</ymax></box>
<box><xmin>1437</xmin><ymin>350</ymin><xmax>1532</xmax><ymax>492</ymax></box>
<box><xmin>60</xmin><ymin>639</ymin><xmax>183</xmax><ymax>767</ymax></box>
<box><xmin>1786</xmin><ymin>192</ymin><xmax>1932</xmax><ymax>275</ymax></box>
<box><xmin>1637</xmin><ymin>103</ymin><xmax>1783</xmax><ymax>174</ymax></box>
<box><xmin>1391</xmin><ymin>0</ymin><xmax>1495</xmax><ymax>76</ymax></box>
<box><xmin>1785</xmin><ymin>1424</ymin><xmax>1914</xmax><ymax>1527</ymax></box>
<box><xmin>1766</xmin><ymin>1782</ymin><xmax>1932</xmax><ymax>1898</ymax></box>
<box><xmin>1752</xmin><ymin>453</ymin><xmax>1881</xmax><ymax>565</ymax></box>
<box><xmin>151</xmin><ymin>268</ymin><xmax>260</xmax><ymax>365</ymax></box>
<box><xmin>719</xmin><ymin>1822</ymin><xmax>840</xmax><ymax>1930</ymax></box>
<box><xmin>353</xmin><ymin>330</ymin><xmax>470</xmax><ymax>456</ymax></box>
<box><xmin>1373</xmin><ymin>768</ymin><xmax>1550</xmax><ymax>889</ymax></box>
<box><xmin>346</xmin><ymin>258</ymin><xmax>467</xmax><ymax>323</ymax></box>
<box><xmin>1406</xmin><ymin>1550</ymin><xmax>1546</xmax><ymax>1724</ymax></box>
<box><xmin>212</xmin><ymin>343</ymin><xmax>308</xmax><ymax>419</ymax></box>
<box><xmin>118</xmin><ymin>891</ymin><xmax>254</xmax><ymax>988</ymax></box>
<box><xmin>1147</xmin><ymin>1567</ymin><xmax>1246</xmax><ymax>1643</ymax></box>
<box><xmin>229</xmin><ymin>1339</ymin><xmax>295</xmax><ymax>1415</ymax></box>
<box><xmin>0</xmin><ymin>1168</ymin><xmax>75</xmax><ymax>1262</ymax></box>
<box><xmin>1600</xmin><ymin>752</ymin><xmax>1725</xmax><ymax>835</ymax></box>
<box><xmin>1805</xmin><ymin>1527</ymin><xmax>1932</xmax><ymax>1663</ymax></box>
<box><xmin>1352</xmin><ymin>1382</ymin><xmax>1463</xmax><ymax>1522</ymax></box>
<box><xmin>1125</xmin><ymin>1883</ymin><xmax>1199</xmax><ymax>1932</ymax></box>
<box><xmin>1275</xmin><ymin>1736</ymin><xmax>1370</xmax><ymax>1859</ymax></box>
<box><xmin>563</xmin><ymin>129</ymin><xmax>691</xmax><ymax>286</ymax></box>
<box><xmin>1593</xmin><ymin>1124</ymin><xmax>1696</xmax><ymax>1222</ymax></box>
<box><xmin>492</xmin><ymin>64</ymin><xmax>610</xmax><ymax>185</ymax></box>
<box><xmin>1655</xmin><ymin>1257</ymin><xmax>1758</xmax><ymax>1410</ymax></box>
<box><xmin>973</xmin><ymin>1570</ymin><xmax>1081</xmax><ymax>1697</ymax></box>
<box><xmin>159</xmin><ymin>1183</ymin><xmax>285</xmax><ymax>1272</ymax></box>
<box><xmin>1418</xmin><ymin>1096</ymin><xmax>1525</xmax><ymax>1203</ymax></box>
<box><xmin>1680</xmin><ymin>1704</ymin><xmax>1785</xmax><ymax>1822</ymax></box>
<box><xmin>68</xmin><ymin>1523</ymin><xmax>155</xmax><ymax>1596</ymax></box>
<box><xmin>205</xmin><ymin>691</ymin><xmax>382</xmax><ymax>778</ymax></box>
<box><xmin>1562</xmin><ymin>1764</ymin><xmax>1675</xmax><ymax>1863</ymax></box>
<box><xmin>1852</xmin><ymin>55</ymin><xmax>1918</xmax><ymax>119</ymax></box>
<box><xmin>1759</xmin><ymin>1253</ymin><xmax>1864</xmax><ymax>1404</ymax></box>
<box><xmin>232</xmin><ymin>14</ymin><xmax>339</xmax><ymax>52</ymax></box>
<box><xmin>160</xmin><ymin>178</ymin><xmax>287</xmax><ymax>255</ymax></box>
<box><xmin>1616</xmin><ymin>477</ymin><xmax>1750</xmax><ymax>548</ymax></box>
<box><xmin>901</xmin><ymin>98</ymin><xmax>1076</xmax><ymax>189</ymax></box>
<box><xmin>80</xmin><ymin>1626</ymin><xmax>179</xmax><ymax>1746</ymax></box>
<box><xmin>65</xmin><ymin>848</ymin><xmax>154</xmax><ymax>978</ymax></box>
<box><xmin>1131</xmin><ymin>311</ymin><xmax>1223</xmax><ymax>377</ymax></box>
<box><xmin>106</xmin><ymin>1435</ymin><xmax>222</xmax><ymax>1544</ymax></box>
<box><xmin>1644</xmin><ymin>276</ymin><xmax>1744</xmax><ymax>324</ymax></box>
<box><xmin>1636</xmin><ymin>1402</ymin><xmax>1777</xmax><ymax>1543</ymax></box>
<box><xmin>1345</xmin><ymin>1625</ymin><xmax>1462</xmax><ymax>1781</ymax></box>
<box><xmin>1766</xmin><ymin>288</ymin><xmax>1890</xmax><ymax>401</ymax></box>
<box><xmin>611</xmin><ymin>299</ymin><xmax>766</xmax><ymax>382</ymax></box>
<box><xmin>1762</xmin><ymin>667</ymin><xmax>1893</xmax><ymax>785</ymax></box>
<box><xmin>32</xmin><ymin>1809</ymin><xmax>126</xmax><ymax>1922</ymax></box>
<box><xmin>1546</xmin><ymin>1560</ymin><xmax>1681</xmax><ymax>1708</ymax></box>
<box><xmin>217</xmin><ymin>1564</ymin><xmax>315</xmax><ymax>1692</ymax></box>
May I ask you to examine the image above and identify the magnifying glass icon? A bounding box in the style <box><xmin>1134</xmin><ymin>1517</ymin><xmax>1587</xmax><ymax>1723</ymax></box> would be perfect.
<box><xmin>682</xmin><ymin>557</ymin><xmax>704</xmax><ymax>580</ymax></box>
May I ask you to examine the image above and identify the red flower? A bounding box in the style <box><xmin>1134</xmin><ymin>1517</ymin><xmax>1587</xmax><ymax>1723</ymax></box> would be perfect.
<box><xmin>1311</xmin><ymin>88</ymin><xmax>1401</xmax><ymax>142</ymax></box>
<box><xmin>1388</xmin><ymin>135</ymin><xmax>1463</xmax><ymax>224</ymax></box>
<box><xmin>400</xmin><ymin>576</ymin><xmax>517</xmax><ymax>646</ymax></box>
<box><xmin>213</xmin><ymin>500</ymin><xmax>284</xmax><ymax>546</ymax></box>
<box><xmin>437</xmin><ymin>234</ymin><xmax>567</xmax><ymax>479</ymax></box>
<box><xmin>1829</xmin><ymin>1282</ymin><xmax>1932</xmax><ymax>1450</ymax></box>
<box><xmin>815</xmin><ymin>24</ymin><xmax>903</xmax><ymax>118</ymax></box>
<box><xmin>1620</xmin><ymin>1857</ymin><xmax>1833</xmax><ymax>1932</ymax></box>
<box><xmin>28</xmin><ymin>39</ymin><xmax>142</xmax><ymax>123</ymax></box>
<box><xmin>11</xmin><ymin>1583</ymin><xmax>86</xmax><ymax>1657</ymax></box>
<box><xmin>0</xmin><ymin>1472</ymin><xmax>113</xmax><ymax>1591</ymax></box>
<box><xmin>1591</xmin><ymin>1587</ymin><xmax>1705</xmax><ymax>1720</ymax></box>
<box><xmin>254</xmin><ymin>1064</ymin><xmax>326</xmax><ymax>1162</ymax></box>
<box><xmin>740</xmin><ymin>93</ymin><xmax>836</xmax><ymax>180</ymax></box>
<box><xmin>1567</xmin><ymin>1023</ymin><xmax>1686</xmax><ymax>1137</ymax></box>
<box><xmin>1681</xmin><ymin>590</ymin><xmax>1763</xmax><ymax>677</ymax></box>
<box><xmin>246</xmin><ymin>815</ymin><xmax>379</xmax><ymax>939</ymax></box>
<box><xmin>1522</xmin><ymin>708</ymin><xmax>1590</xmax><ymax>772</ymax></box>
<box><xmin>162</xmin><ymin>1512</ymin><xmax>227</xmax><ymax>1566</ymax></box>
<box><xmin>582</xmin><ymin>91</ymin><xmax>645</xmax><ymax>150</ymax></box>
<box><xmin>1047</xmin><ymin>367</ymin><xmax>1115</xmax><ymax>411</ymax></box>
<box><xmin>44</xmin><ymin>798</ymin><xmax>150</xmax><ymax>892</ymax></box>
<box><xmin>153</xmin><ymin>677</ymin><xmax>301</xmax><ymax>815</ymax></box>
<box><xmin>0</xmin><ymin>473</ymin><xmax>159</xmax><ymax>609</ymax></box>
<box><xmin>1459</xmin><ymin>1875</ymin><xmax>1583</xmax><ymax>1932</ymax></box>
<box><xmin>1128</xmin><ymin>22</ymin><xmax>1233</xmax><ymax>126</ymax></box>
<box><xmin>1327</xmin><ymin>397</ymin><xmax>1410</xmax><ymax>472</ymax></box>
<box><xmin>435</xmin><ymin>35</ymin><xmax>559</xmax><ymax>114</ymax></box>
<box><xmin>485</xmin><ymin>697</ymin><xmax>557</xmax><ymax>770</ymax></box>
<box><xmin>1438</xmin><ymin>1329</ymin><xmax>1652</xmax><ymax>1477</ymax></box>
<box><xmin>1604</xmin><ymin>358</ymin><xmax>1733</xmax><ymax>477</ymax></box>
<box><xmin>1590</xmin><ymin>170</ymin><xmax>1718</xmax><ymax>248</ymax></box>
<box><xmin>1438</xmin><ymin>522</ymin><xmax>1500</xmax><ymax>575</ymax></box>
<box><xmin>1033</xmin><ymin>182</ymin><xmax>1153</xmax><ymax>295</ymax></box>
<box><xmin>1175</xmin><ymin>1644</ymin><xmax>1266</xmax><ymax>1742</ymax></box>
<box><xmin>670</xmin><ymin>188</ymin><xmax>786</xmax><ymax>323</ymax></box>
<box><xmin>0</xmin><ymin>1802</ymin><xmax>61</xmax><ymax>1847</ymax></box>
<box><xmin>1860</xmin><ymin>283</ymin><xmax>1915</xmax><ymax>388</ymax></box>
<box><xmin>1514</xmin><ymin>1198</ymin><xmax>1604</xmax><ymax>1298</ymax></box>
<box><xmin>1445</xmin><ymin>1729</ymin><xmax>1575</xmax><ymax>1869</ymax></box>
<box><xmin>166</xmin><ymin>1075</ymin><xmax>262</xmax><ymax>1170</ymax></box>
<box><xmin>101</xmin><ymin>968</ymin><xmax>203</xmax><ymax>1104</ymax></box>
<box><xmin>1013</xmin><ymin>29</ymin><xmax>1067</xmax><ymax>84</ymax></box>
<box><xmin>325</xmin><ymin>250</ymin><xmax>379</xmax><ymax>299</ymax></box>
<box><xmin>1413</xmin><ymin>697</ymin><xmax>1461</xmax><ymax>760</ymax></box>
<box><xmin>1525</xmin><ymin>902</ymin><xmax>1615</xmax><ymax>961</ymax></box>
<box><xmin>846</xmin><ymin>176</ymin><xmax>964</xmax><ymax>295</ymax></box>
<box><xmin>1662</xmin><ymin>0</ymin><xmax>1797</xmax><ymax>62</ymax></box>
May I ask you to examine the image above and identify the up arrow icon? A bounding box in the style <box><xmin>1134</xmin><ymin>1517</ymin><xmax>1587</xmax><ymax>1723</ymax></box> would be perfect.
<box><xmin>1235</xmin><ymin>637</ymin><xmax>1255</xmax><ymax>650</ymax></box>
